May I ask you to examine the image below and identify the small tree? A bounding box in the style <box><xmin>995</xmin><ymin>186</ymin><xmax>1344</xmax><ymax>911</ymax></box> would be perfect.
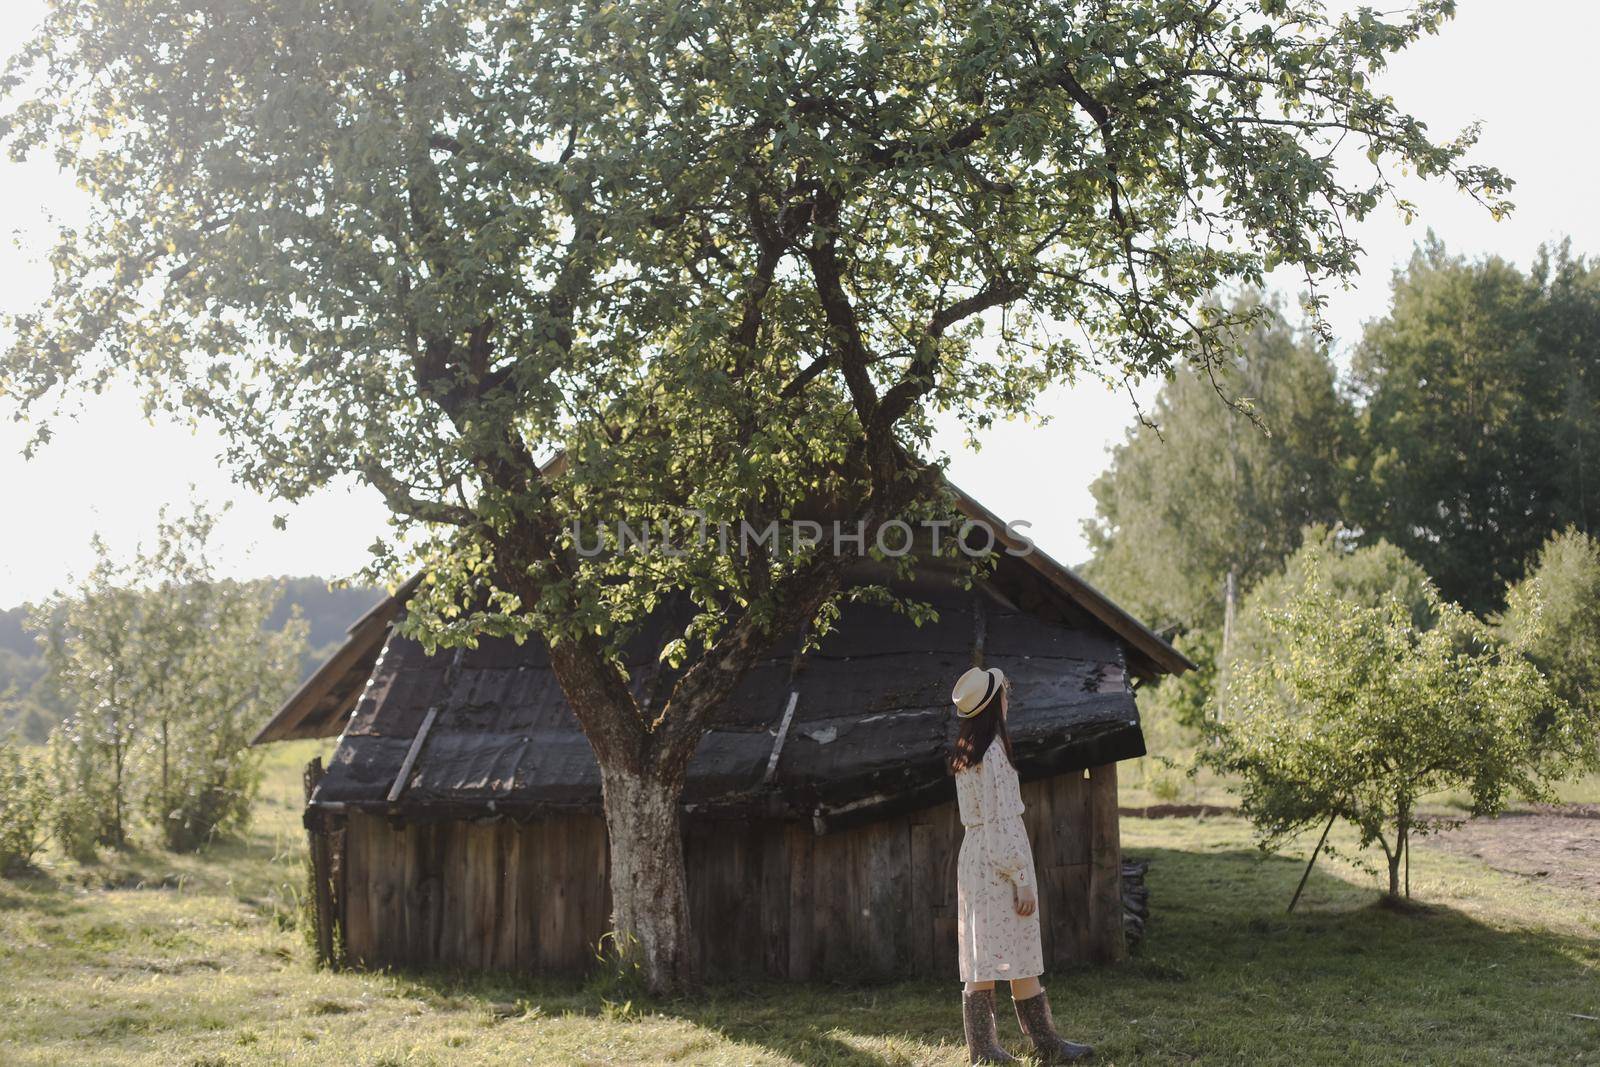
<box><xmin>35</xmin><ymin>507</ymin><xmax>307</xmax><ymax>853</ymax></box>
<box><xmin>1142</xmin><ymin>527</ymin><xmax>1433</xmax><ymax>752</ymax></box>
<box><xmin>1206</xmin><ymin>560</ymin><xmax>1585</xmax><ymax>903</ymax></box>
<box><xmin>45</xmin><ymin>728</ymin><xmax>104</xmax><ymax>862</ymax></box>
<box><xmin>34</xmin><ymin>553</ymin><xmax>146</xmax><ymax>850</ymax></box>
<box><xmin>134</xmin><ymin>511</ymin><xmax>307</xmax><ymax>851</ymax></box>
<box><xmin>1225</xmin><ymin>524</ymin><xmax>1439</xmax><ymax>675</ymax></box>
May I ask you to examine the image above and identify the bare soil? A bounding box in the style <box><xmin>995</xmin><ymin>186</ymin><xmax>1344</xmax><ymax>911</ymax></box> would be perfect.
<box><xmin>1119</xmin><ymin>803</ymin><xmax>1238</xmax><ymax>819</ymax></box>
<box><xmin>1419</xmin><ymin>804</ymin><xmax>1600</xmax><ymax>900</ymax></box>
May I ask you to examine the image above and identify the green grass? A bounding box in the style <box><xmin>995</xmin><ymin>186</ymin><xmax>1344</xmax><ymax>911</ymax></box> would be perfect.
<box><xmin>1</xmin><ymin>744</ymin><xmax>1596</xmax><ymax>1065</ymax></box>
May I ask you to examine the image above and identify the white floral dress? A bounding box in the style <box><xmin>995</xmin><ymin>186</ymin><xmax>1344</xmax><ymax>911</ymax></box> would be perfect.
<box><xmin>955</xmin><ymin>738</ymin><xmax>1044</xmax><ymax>983</ymax></box>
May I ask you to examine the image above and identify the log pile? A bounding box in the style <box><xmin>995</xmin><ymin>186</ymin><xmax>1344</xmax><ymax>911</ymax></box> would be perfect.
<box><xmin>1121</xmin><ymin>859</ymin><xmax>1150</xmax><ymax>950</ymax></box>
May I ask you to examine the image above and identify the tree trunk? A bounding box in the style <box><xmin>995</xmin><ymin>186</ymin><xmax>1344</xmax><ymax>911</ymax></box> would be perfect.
<box><xmin>111</xmin><ymin>735</ymin><xmax>126</xmax><ymax>849</ymax></box>
<box><xmin>494</xmin><ymin>525</ymin><xmax>842</xmax><ymax>997</ymax></box>
<box><xmin>1218</xmin><ymin>564</ymin><xmax>1238</xmax><ymax>717</ymax></box>
<box><xmin>599</xmin><ymin>764</ymin><xmax>696</xmax><ymax>994</ymax></box>
<box><xmin>1385</xmin><ymin>805</ymin><xmax>1410</xmax><ymax>901</ymax></box>
<box><xmin>536</xmin><ymin>628</ymin><xmax>701</xmax><ymax>995</ymax></box>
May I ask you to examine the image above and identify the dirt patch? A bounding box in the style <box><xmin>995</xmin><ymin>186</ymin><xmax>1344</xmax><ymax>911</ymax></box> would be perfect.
<box><xmin>1119</xmin><ymin>803</ymin><xmax>1239</xmax><ymax>819</ymax></box>
<box><xmin>1418</xmin><ymin>805</ymin><xmax>1600</xmax><ymax>900</ymax></box>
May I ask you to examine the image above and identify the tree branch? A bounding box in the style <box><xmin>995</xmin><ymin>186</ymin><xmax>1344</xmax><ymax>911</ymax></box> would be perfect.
<box><xmin>359</xmin><ymin>460</ymin><xmax>479</xmax><ymax>528</ymax></box>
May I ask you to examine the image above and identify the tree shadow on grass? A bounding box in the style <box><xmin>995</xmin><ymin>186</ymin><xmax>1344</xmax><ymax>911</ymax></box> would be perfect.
<box><xmin>394</xmin><ymin>965</ymin><xmax>956</xmax><ymax>1066</ymax></box>
<box><xmin>0</xmin><ymin>863</ymin><xmax>73</xmax><ymax>914</ymax></box>
<box><xmin>1092</xmin><ymin>844</ymin><xmax>1600</xmax><ymax>1064</ymax></box>
<box><xmin>344</xmin><ymin>842</ymin><xmax>1600</xmax><ymax>1066</ymax></box>
<box><xmin>0</xmin><ymin>821</ymin><xmax>301</xmax><ymax>928</ymax></box>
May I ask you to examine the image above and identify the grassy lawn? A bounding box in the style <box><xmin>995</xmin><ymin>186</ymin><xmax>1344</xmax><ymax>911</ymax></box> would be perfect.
<box><xmin>1</xmin><ymin>742</ymin><xmax>1596</xmax><ymax>1066</ymax></box>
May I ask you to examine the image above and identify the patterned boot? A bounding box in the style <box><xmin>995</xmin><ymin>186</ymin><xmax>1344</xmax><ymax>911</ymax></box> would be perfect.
<box><xmin>962</xmin><ymin>987</ymin><xmax>1020</xmax><ymax>1065</ymax></box>
<box><xmin>1013</xmin><ymin>988</ymin><xmax>1094</xmax><ymax>1063</ymax></box>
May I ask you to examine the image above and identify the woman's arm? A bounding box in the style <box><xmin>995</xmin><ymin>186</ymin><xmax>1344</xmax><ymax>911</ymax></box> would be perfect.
<box><xmin>980</xmin><ymin>757</ymin><xmax>1035</xmax><ymax>893</ymax></box>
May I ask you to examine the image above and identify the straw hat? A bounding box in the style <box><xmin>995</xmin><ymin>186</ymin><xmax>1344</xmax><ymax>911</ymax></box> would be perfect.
<box><xmin>952</xmin><ymin>666</ymin><xmax>1006</xmax><ymax>719</ymax></box>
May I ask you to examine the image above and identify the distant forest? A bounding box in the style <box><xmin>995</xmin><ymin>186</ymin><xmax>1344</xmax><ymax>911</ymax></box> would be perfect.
<box><xmin>0</xmin><ymin>577</ymin><xmax>382</xmax><ymax>742</ymax></box>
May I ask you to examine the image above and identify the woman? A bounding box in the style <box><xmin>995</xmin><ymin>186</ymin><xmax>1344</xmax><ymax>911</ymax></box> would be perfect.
<box><xmin>951</xmin><ymin>665</ymin><xmax>1095</xmax><ymax>1065</ymax></box>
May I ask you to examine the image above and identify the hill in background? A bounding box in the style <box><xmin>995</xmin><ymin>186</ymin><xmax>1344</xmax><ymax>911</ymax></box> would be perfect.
<box><xmin>0</xmin><ymin>577</ymin><xmax>384</xmax><ymax>742</ymax></box>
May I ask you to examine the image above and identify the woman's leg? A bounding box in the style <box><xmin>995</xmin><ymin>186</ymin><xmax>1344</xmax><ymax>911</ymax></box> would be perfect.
<box><xmin>1008</xmin><ymin>975</ymin><xmax>1041</xmax><ymax>1001</ymax></box>
<box><xmin>1009</xmin><ymin>975</ymin><xmax>1094</xmax><ymax>1062</ymax></box>
<box><xmin>962</xmin><ymin>980</ymin><xmax>1018</xmax><ymax>1064</ymax></box>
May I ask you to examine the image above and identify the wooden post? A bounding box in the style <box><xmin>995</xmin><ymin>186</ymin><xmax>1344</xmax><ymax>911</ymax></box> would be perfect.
<box><xmin>302</xmin><ymin>757</ymin><xmax>338</xmax><ymax>967</ymax></box>
<box><xmin>342</xmin><ymin>814</ymin><xmax>372</xmax><ymax>967</ymax></box>
<box><xmin>1403</xmin><ymin>825</ymin><xmax>1410</xmax><ymax>899</ymax></box>
<box><xmin>1222</xmin><ymin>567</ymin><xmax>1237</xmax><ymax>652</ymax></box>
<box><xmin>785</xmin><ymin>824</ymin><xmax>815</xmax><ymax>980</ymax></box>
<box><xmin>759</xmin><ymin>826</ymin><xmax>791</xmax><ymax>977</ymax></box>
<box><xmin>1086</xmin><ymin>763</ymin><xmax>1127</xmax><ymax>963</ymax></box>
<box><xmin>302</xmin><ymin>755</ymin><xmax>323</xmax><ymax>802</ymax></box>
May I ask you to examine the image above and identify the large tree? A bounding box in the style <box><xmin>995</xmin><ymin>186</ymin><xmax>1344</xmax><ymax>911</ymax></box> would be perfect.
<box><xmin>1352</xmin><ymin>238</ymin><xmax>1600</xmax><ymax>615</ymax></box>
<box><xmin>1083</xmin><ymin>295</ymin><xmax>1358</xmax><ymax>636</ymax></box>
<box><xmin>0</xmin><ymin>0</ymin><xmax>1503</xmax><ymax>991</ymax></box>
<box><xmin>1082</xmin><ymin>299</ymin><xmax>1358</xmax><ymax>746</ymax></box>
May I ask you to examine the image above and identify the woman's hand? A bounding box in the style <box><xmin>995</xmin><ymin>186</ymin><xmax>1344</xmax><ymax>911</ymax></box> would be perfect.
<box><xmin>1014</xmin><ymin>884</ymin><xmax>1037</xmax><ymax>917</ymax></box>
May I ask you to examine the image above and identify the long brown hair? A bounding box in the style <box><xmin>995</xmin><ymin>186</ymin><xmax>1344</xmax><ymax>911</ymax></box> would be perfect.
<box><xmin>948</xmin><ymin>677</ymin><xmax>1015</xmax><ymax>774</ymax></box>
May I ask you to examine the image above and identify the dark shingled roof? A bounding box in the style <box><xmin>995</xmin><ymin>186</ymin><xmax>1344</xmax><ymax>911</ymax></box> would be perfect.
<box><xmin>260</xmin><ymin>474</ymin><xmax>1191</xmax><ymax>827</ymax></box>
<box><xmin>254</xmin><ymin>478</ymin><xmax>1193</xmax><ymax>749</ymax></box>
<box><xmin>310</xmin><ymin>572</ymin><xmax>1147</xmax><ymax>830</ymax></box>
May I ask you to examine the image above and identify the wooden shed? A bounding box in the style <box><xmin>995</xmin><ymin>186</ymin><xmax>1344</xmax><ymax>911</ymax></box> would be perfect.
<box><xmin>255</xmin><ymin>483</ymin><xmax>1193</xmax><ymax>979</ymax></box>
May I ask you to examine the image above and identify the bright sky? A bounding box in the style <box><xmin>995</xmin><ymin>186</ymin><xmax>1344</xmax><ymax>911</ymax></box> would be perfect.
<box><xmin>1</xmin><ymin>1</ymin><xmax>1596</xmax><ymax>608</ymax></box>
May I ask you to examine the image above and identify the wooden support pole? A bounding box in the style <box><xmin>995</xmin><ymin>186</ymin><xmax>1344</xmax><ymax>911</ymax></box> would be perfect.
<box><xmin>303</xmin><ymin>757</ymin><xmax>338</xmax><ymax>966</ymax></box>
<box><xmin>1288</xmin><ymin>812</ymin><xmax>1337</xmax><ymax>914</ymax></box>
<box><xmin>1086</xmin><ymin>763</ymin><xmax>1126</xmax><ymax>963</ymax></box>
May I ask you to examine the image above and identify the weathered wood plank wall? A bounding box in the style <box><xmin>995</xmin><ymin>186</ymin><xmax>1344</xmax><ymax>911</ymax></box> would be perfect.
<box><xmin>324</xmin><ymin>764</ymin><xmax>1124</xmax><ymax>979</ymax></box>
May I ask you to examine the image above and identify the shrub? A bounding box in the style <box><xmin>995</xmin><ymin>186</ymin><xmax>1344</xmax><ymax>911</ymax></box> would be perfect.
<box><xmin>45</xmin><ymin>727</ymin><xmax>107</xmax><ymax>863</ymax></box>
<box><xmin>0</xmin><ymin>741</ymin><xmax>50</xmax><ymax>875</ymax></box>
<box><xmin>138</xmin><ymin>572</ymin><xmax>300</xmax><ymax>852</ymax></box>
